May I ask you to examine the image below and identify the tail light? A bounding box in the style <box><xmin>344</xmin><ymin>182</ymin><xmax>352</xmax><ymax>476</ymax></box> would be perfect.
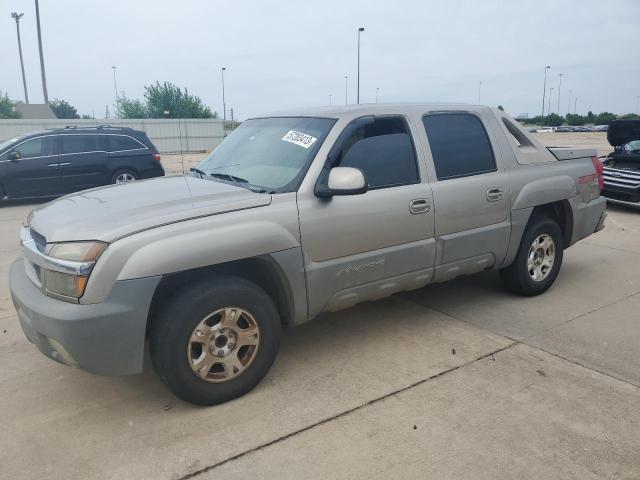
<box><xmin>152</xmin><ymin>153</ymin><xmax>161</xmax><ymax>162</ymax></box>
<box><xmin>591</xmin><ymin>156</ymin><xmax>604</xmax><ymax>191</ymax></box>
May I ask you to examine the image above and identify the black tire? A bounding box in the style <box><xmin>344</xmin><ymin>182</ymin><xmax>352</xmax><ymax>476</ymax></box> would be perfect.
<box><xmin>500</xmin><ymin>215</ymin><xmax>564</xmax><ymax>296</ymax></box>
<box><xmin>150</xmin><ymin>275</ymin><xmax>282</xmax><ymax>406</ymax></box>
<box><xmin>110</xmin><ymin>169</ymin><xmax>139</xmax><ymax>184</ymax></box>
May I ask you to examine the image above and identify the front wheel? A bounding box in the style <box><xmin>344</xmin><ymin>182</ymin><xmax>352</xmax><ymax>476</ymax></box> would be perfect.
<box><xmin>500</xmin><ymin>215</ymin><xmax>564</xmax><ymax>296</ymax></box>
<box><xmin>150</xmin><ymin>275</ymin><xmax>282</xmax><ymax>405</ymax></box>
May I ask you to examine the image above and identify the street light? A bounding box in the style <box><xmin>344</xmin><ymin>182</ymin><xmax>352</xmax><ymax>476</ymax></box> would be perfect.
<box><xmin>557</xmin><ymin>73</ymin><xmax>563</xmax><ymax>115</ymax></box>
<box><xmin>478</xmin><ymin>81</ymin><xmax>482</xmax><ymax>104</ymax></box>
<box><xmin>567</xmin><ymin>89</ymin><xmax>572</xmax><ymax>115</ymax></box>
<box><xmin>375</xmin><ymin>87</ymin><xmax>379</xmax><ymax>103</ymax></box>
<box><xmin>221</xmin><ymin>67</ymin><xmax>227</xmax><ymax>136</ymax></box>
<box><xmin>344</xmin><ymin>75</ymin><xmax>348</xmax><ymax>105</ymax></box>
<box><xmin>34</xmin><ymin>0</ymin><xmax>49</xmax><ymax>104</ymax></box>
<box><xmin>357</xmin><ymin>27</ymin><xmax>364</xmax><ymax>104</ymax></box>
<box><xmin>574</xmin><ymin>97</ymin><xmax>578</xmax><ymax>114</ymax></box>
<box><xmin>11</xmin><ymin>12</ymin><xmax>28</xmax><ymax>104</ymax></box>
<box><xmin>548</xmin><ymin>87</ymin><xmax>554</xmax><ymax>119</ymax></box>
<box><xmin>541</xmin><ymin>66</ymin><xmax>550</xmax><ymax>117</ymax></box>
<box><xmin>329</xmin><ymin>94</ymin><xmax>332</xmax><ymax>105</ymax></box>
<box><xmin>111</xmin><ymin>66</ymin><xmax>119</xmax><ymax>117</ymax></box>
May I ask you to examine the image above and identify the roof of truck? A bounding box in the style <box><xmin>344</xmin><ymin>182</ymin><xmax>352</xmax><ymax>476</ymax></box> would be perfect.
<box><xmin>253</xmin><ymin>103</ymin><xmax>495</xmax><ymax>119</ymax></box>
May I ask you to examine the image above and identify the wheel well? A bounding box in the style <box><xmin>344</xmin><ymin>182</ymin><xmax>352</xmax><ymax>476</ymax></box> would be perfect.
<box><xmin>146</xmin><ymin>257</ymin><xmax>294</xmax><ymax>337</ymax></box>
<box><xmin>531</xmin><ymin>200</ymin><xmax>573</xmax><ymax>247</ymax></box>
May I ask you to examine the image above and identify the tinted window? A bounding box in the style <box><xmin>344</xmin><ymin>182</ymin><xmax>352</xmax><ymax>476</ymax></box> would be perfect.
<box><xmin>336</xmin><ymin>116</ymin><xmax>419</xmax><ymax>188</ymax></box>
<box><xmin>14</xmin><ymin>137</ymin><xmax>56</xmax><ymax>158</ymax></box>
<box><xmin>423</xmin><ymin>114</ymin><xmax>496</xmax><ymax>180</ymax></box>
<box><xmin>61</xmin><ymin>135</ymin><xmax>98</xmax><ymax>154</ymax></box>
<box><xmin>108</xmin><ymin>135</ymin><xmax>144</xmax><ymax>152</ymax></box>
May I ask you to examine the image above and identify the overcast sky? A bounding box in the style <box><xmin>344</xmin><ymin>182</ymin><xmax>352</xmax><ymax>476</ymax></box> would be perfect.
<box><xmin>1</xmin><ymin>0</ymin><xmax>639</xmax><ymax>119</ymax></box>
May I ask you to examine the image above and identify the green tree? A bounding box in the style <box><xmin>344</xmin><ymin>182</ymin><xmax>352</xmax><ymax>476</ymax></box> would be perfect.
<box><xmin>118</xmin><ymin>97</ymin><xmax>148</xmax><ymax>119</ymax></box>
<box><xmin>585</xmin><ymin>111</ymin><xmax>595</xmax><ymax>124</ymax></box>
<box><xmin>619</xmin><ymin>113</ymin><xmax>640</xmax><ymax>120</ymax></box>
<box><xmin>50</xmin><ymin>98</ymin><xmax>80</xmax><ymax>119</ymax></box>
<box><xmin>594</xmin><ymin>112</ymin><xmax>616</xmax><ymax>125</ymax></box>
<box><xmin>565</xmin><ymin>113</ymin><xmax>586</xmax><ymax>126</ymax></box>
<box><xmin>80</xmin><ymin>114</ymin><xmax>95</xmax><ymax>119</ymax></box>
<box><xmin>544</xmin><ymin>113</ymin><xmax>564</xmax><ymax>127</ymax></box>
<box><xmin>143</xmin><ymin>82</ymin><xmax>216</xmax><ymax>119</ymax></box>
<box><xmin>0</xmin><ymin>92</ymin><xmax>21</xmax><ymax>119</ymax></box>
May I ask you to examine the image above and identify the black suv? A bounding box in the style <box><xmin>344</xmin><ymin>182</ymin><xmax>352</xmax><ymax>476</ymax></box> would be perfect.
<box><xmin>0</xmin><ymin>125</ymin><xmax>165</xmax><ymax>200</ymax></box>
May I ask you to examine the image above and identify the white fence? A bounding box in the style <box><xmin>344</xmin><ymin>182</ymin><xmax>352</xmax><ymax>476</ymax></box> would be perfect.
<box><xmin>0</xmin><ymin>118</ymin><xmax>227</xmax><ymax>153</ymax></box>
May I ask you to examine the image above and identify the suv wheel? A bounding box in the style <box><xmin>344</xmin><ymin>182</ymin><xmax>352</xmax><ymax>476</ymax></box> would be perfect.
<box><xmin>500</xmin><ymin>215</ymin><xmax>564</xmax><ymax>296</ymax></box>
<box><xmin>150</xmin><ymin>275</ymin><xmax>282</xmax><ymax>405</ymax></box>
<box><xmin>111</xmin><ymin>169</ymin><xmax>138</xmax><ymax>184</ymax></box>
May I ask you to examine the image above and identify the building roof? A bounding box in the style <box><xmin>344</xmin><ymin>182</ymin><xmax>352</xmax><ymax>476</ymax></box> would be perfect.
<box><xmin>14</xmin><ymin>102</ymin><xmax>57</xmax><ymax>119</ymax></box>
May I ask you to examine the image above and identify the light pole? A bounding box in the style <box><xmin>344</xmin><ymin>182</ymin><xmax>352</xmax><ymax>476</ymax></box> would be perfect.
<box><xmin>111</xmin><ymin>66</ymin><xmax>119</xmax><ymax>117</ymax></box>
<box><xmin>574</xmin><ymin>97</ymin><xmax>578</xmax><ymax>114</ymax></box>
<box><xmin>344</xmin><ymin>75</ymin><xmax>348</xmax><ymax>105</ymax></box>
<box><xmin>329</xmin><ymin>94</ymin><xmax>332</xmax><ymax>106</ymax></box>
<box><xmin>478</xmin><ymin>81</ymin><xmax>482</xmax><ymax>104</ymax></box>
<box><xmin>636</xmin><ymin>96</ymin><xmax>639</xmax><ymax>115</ymax></box>
<box><xmin>548</xmin><ymin>87</ymin><xmax>554</xmax><ymax>119</ymax></box>
<box><xmin>541</xmin><ymin>66</ymin><xmax>550</xmax><ymax>117</ymax></box>
<box><xmin>567</xmin><ymin>89</ymin><xmax>572</xmax><ymax>115</ymax></box>
<box><xmin>34</xmin><ymin>0</ymin><xmax>49</xmax><ymax>104</ymax></box>
<box><xmin>11</xmin><ymin>12</ymin><xmax>29</xmax><ymax>104</ymax></box>
<box><xmin>357</xmin><ymin>27</ymin><xmax>364</xmax><ymax>104</ymax></box>
<box><xmin>556</xmin><ymin>73</ymin><xmax>563</xmax><ymax>115</ymax></box>
<box><xmin>221</xmin><ymin>67</ymin><xmax>227</xmax><ymax>135</ymax></box>
<box><xmin>375</xmin><ymin>87</ymin><xmax>379</xmax><ymax>103</ymax></box>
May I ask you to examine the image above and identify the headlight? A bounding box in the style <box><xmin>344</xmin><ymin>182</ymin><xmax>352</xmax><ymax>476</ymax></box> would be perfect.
<box><xmin>43</xmin><ymin>241</ymin><xmax>106</xmax><ymax>299</ymax></box>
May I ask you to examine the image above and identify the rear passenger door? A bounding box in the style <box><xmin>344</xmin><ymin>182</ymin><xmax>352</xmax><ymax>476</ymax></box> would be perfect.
<box><xmin>419</xmin><ymin>112</ymin><xmax>510</xmax><ymax>280</ymax></box>
<box><xmin>57</xmin><ymin>134</ymin><xmax>109</xmax><ymax>193</ymax></box>
<box><xmin>106</xmin><ymin>134</ymin><xmax>149</xmax><ymax>176</ymax></box>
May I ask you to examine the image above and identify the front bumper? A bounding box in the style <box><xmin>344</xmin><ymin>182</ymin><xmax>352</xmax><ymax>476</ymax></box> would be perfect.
<box><xmin>10</xmin><ymin>258</ymin><xmax>160</xmax><ymax>376</ymax></box>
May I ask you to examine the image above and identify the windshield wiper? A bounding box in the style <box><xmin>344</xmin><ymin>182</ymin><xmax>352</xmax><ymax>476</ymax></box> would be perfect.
<box><xmin>189</xmin><ymin>167</ymin><xmax>207</xmax><ymax>178</ymax></box>
<box><xmin>209</xmin><ymin>172</ymin><xmax>249</xmax><ymax>184</ymax></box>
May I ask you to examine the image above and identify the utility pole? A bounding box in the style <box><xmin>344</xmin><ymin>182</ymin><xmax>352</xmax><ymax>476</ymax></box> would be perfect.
<box><xmin>34</xmin><ymin>0</ymin><xmax>49</xmax><ymax>103</ymax></box>
<box><xmin>230</xmin><ymin>107</ymin><xmax>234</xmax><ymax>123</ymax></box>
<box><xmin>344</xmin><ymin>75</ymin><xmax>348</xmax><ymax>105</ymax></box>
<box><xmin>478</xmin><ymin>81</ymin><xmax>482</xmax><ymax>104</ymax></box>
<box><xmin>557</xmin><ymin>73</ymin><xmax>563</xmax><ymax>115</ymax></box>
<box><xmin>357</xmin><ymin>27</ymin><xmax>364</xmax><ymax>104</ymax></box>
<box><xmin>375</xmin><ymin>87</ymin><xmax>379</xmax><ymax>103</ymax></box>
<box><xmin>541</xmin><ymin>66</ymin><xmax>550</xmax><ymax>117</ymax></box>
<box><xmin>112</xmin><ymin>66</ymin><xmax>119</xmax><ymax>117</ymax></box>
<box><xmin>11</xmin><ymin>12</ymin><xmax>29</xmax><ymax>104</ymax></box>
<box><xmin>221</xmin><ymin>66</ymin><xmax>227</xmax><ymax>136</ymax></box>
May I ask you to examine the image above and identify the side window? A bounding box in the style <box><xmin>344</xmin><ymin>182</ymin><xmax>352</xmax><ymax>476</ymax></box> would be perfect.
<box><xmin>335</xmin><ymin>116</ymin><xmax>419</xmax><ymax>188</ymax></box>
<box><xmin>14</xmin><ymin>137</ymin><xmax>56</xmax><ymax>159</ymax></box>
<box><xmin>61</xmin><ymin>135</ymin><xmax>98</xmax><ymax>154</ymax></box>
<box><xmin>107</xmin><ymin>135</ymin><xmax>144</xmax><ymax>152</ymax></box>
<box><xmin>422</xmin><ymin>113</ymin><xmax>496</xmax><ymax>180</ymax></box>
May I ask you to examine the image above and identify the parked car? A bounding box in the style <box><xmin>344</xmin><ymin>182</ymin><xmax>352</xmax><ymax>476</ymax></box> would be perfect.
<box><xmin>601</xmin><ymin>119</ymin><xmax>640</xmax><ymax>207</ymax></box>
<box><xmin>10</xmin><ymin>105</ymin><xmax>606</xmax><ymax>405</ymax></box>
<box><xmin>0</xmin><ymin>125</ymin><xmax>164</xmax><ymax>200</ymax></box>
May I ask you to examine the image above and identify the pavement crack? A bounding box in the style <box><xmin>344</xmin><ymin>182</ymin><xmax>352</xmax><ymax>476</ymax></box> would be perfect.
<box><xmin>177</xmin><ymin>342</ymin><xmax>517</xmax><ymax>480</ymax></box>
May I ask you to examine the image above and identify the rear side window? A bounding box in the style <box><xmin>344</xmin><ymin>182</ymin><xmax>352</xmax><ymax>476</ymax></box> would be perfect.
<box><xmin>14</xmin><ymin>136</ymin><xmax>55</xmax><ymax>158</ymax></box>
<box><xmin>107</xmin><ymin>135</ymin><xmax>145</xmax><ymax>152</ymax></box>
<box><xmin>335</xmin><ymin>116</ymin><xmax>419</xmax><ymax>188</ymax></box>
<box><xmin>61</xmin><ymin>135</ymin><xmax>99</xmax><ymax>154</ymax></box>
<box><xmin>423</xmin><ymin>113</ymin><xmax>496</xmax><ymax>180</ymax></box>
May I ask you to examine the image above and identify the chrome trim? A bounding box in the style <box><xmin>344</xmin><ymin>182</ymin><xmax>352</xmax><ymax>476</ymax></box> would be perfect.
<box><xmin>20</xmin><ymin>227</ymin><xmax>95</xmax><ymax>276</ymax></box>
<box><xmin>604</xmin><ymin>197</ymin><xmax>640</xmax><ymax>209</ymax></box>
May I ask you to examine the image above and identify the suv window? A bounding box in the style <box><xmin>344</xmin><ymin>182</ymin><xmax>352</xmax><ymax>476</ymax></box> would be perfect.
<box><xmin>61</xmin><ymin>134</ymin><xmax>99</xmax><ymax>154</ymax></box>
<box><xmin>335</xmin><ymin>116</ymin><xmax>419</xmax><ymax>188</ymax></box>
<box><xmin>14</xmin><ymin>136</ymin><xmax>56</xmax><ymax>159</ymax></box>
<box><xmin>422</xmin><ymin>113</ymin><xmax>496</xmax><ymax>180</ymax></box>
<box><xmin>107</xmin><ymin>135</ymin><xmax>144</xmax><ymax>152</ymax></box>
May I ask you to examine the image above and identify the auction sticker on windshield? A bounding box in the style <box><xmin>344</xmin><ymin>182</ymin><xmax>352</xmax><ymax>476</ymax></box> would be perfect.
<box><xmin>282</xmin><ymin>130</ymin><xmax>317</xmax><ymax>149</ymax></box>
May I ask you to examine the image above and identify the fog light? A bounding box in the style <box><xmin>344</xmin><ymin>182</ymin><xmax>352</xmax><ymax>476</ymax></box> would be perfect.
<box><xmin>47</xmin><ymin>338</ymin><xmax>76</xmax><ymax>366</ymax></box>
<box><xmin>43</xmin><ymin>270</ymin><xmax>89</xmax><ymax>298</ymax></box>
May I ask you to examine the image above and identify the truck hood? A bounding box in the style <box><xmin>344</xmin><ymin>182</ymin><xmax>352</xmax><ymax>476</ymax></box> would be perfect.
<box><xmin>28</xmin><ymin>175</ymin><xmax>272</xmax><ymax>243</ymax></box>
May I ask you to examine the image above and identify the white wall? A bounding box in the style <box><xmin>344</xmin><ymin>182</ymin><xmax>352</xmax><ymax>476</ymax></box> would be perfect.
<box><xmin>0</xmin><ymin>118</ymin><xmax>227</xmax><ymax>153</ymax></box>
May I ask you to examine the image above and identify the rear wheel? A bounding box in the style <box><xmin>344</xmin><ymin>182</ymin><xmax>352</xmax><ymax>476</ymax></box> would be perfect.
<box><xmin>150</xmin><ymin>275</ymin><xmax>282</xmax><ymax>405</ymax></box>
<box><xmin>500</xmin><ymin>215</ymin><xmax>563</xmax><ymax>296</ymax></box>
<box><xmin>111</xmin><ymin>169</ymin><xmax>138</xmax><ymax>184</ymax></box>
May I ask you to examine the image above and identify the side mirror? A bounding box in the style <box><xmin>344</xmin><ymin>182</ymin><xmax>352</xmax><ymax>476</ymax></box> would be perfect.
<box><xmin>326</xmin><ymin>167</ymin><xmax>367</xmax><ymax>195</ymax></box>
<box><xmin>8</xmin><ymin>151</ymin><xmax>21</xmax><ymax>161</ymax></box>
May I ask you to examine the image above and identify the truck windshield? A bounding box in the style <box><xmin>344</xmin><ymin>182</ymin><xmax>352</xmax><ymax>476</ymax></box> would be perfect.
<box><xmin>195</xmin><ymin>117</ymin><xmax>335</xmax><ymax>192</ymax></box>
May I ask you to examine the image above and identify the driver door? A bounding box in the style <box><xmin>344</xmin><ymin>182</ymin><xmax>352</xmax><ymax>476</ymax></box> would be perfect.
<box><xmin>297</xmin><ymin>115</ymin><xmax>436</xmax><ymax>317</ymax></box>
<box><xmin>4</xmin><ymin>135</ymin><xmax>61</xmax><ymax>198</ymax></box>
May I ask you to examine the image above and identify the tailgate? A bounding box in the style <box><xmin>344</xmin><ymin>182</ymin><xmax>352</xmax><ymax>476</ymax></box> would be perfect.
<box><xmin>547</xmin><ymin>147</ymin><xmax>597</xmax><ymax>161</ymax></box>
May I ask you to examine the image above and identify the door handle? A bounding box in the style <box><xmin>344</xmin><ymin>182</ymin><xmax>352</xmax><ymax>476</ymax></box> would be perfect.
<box><xmin>486</xmin><ymin>188</ymin><xmax>504</xmax><ymax>202</ymax></box>
<box><xmin>409</xmin><ymin>198</ymin><xmax>431</xmax><ymax>214</ymax></box>
<box><xmin>47</xmin><ymin>163</ymin><xmax>60</xmax><ymax>167</ymax></box>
